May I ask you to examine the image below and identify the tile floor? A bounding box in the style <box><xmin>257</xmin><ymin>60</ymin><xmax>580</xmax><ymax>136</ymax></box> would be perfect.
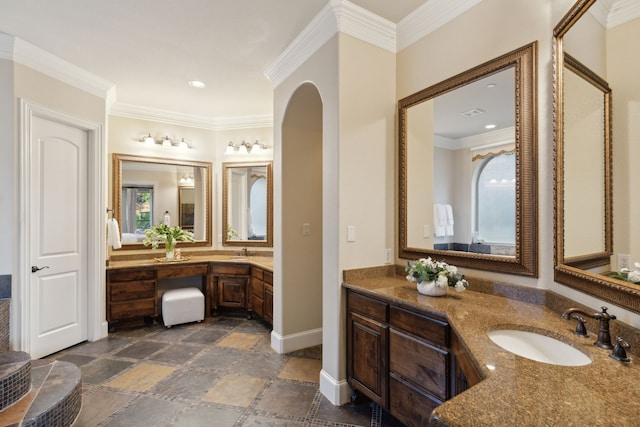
<box><xmin>43</xmin><ymin>316</ymin><xmax>404</xmax><ymax>426</ymax></box>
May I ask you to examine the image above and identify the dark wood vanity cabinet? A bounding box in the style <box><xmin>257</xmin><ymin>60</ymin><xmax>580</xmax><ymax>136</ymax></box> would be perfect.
<box><xmin>251</xmin><ymin>267</ymin><xmax>274</xmax><ymax>325</ymax></box>
<box><xmin>347</xmin><ymin>288</ymin><xmax>477</xmax><ymax>426</ymax></box>
<box><xmin>210</xmin><ymin>263</ymin><xmax>252</xmax><ymax>317</ymax></box>
<box><xmin>106</xmin><ymin>268</ymin><xmax>157</xmax><ymax>330</ymax></box>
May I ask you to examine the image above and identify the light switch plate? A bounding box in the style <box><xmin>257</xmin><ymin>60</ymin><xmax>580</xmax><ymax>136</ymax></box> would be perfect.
<box><xmin>618</xmin><ymin>254</ymin><xmax>631</xmax><ymax>271</ymax></box>
<box><xmin>303</xmin><ymin>223</ymin><xmax>311</xmax><ymax>236</ymax></box>
<box><xmin>423</xmin><ymin>225</ymin><xmax>431</xmax><ymax>238</ymax></box>
<box><xmin>347</xmin><ymin>225</ymin><xmax>356</xmax><ymax>242</ymax></box>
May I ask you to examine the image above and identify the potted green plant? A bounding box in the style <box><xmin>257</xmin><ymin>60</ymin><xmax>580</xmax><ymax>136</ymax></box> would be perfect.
<box><xmin>143</xmin><ymin>224</ymin><xmax>195</xmax><ymax>259</ymax></box>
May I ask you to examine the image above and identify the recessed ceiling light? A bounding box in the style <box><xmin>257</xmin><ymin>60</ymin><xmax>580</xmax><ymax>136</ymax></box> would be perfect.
<box><xmin>188</xmin><ymin>80</ymin><xmax>206</xmax><ymax>89</ymax></box>
<box><xmin>485</xmin><ymin>124</ymin><xmax>496</xmax><ymax>129</ymax></box>
<box><xmin>486</xmin><ymin>83</ymin><xmax>496</xmax><ymax>88</ymax></box>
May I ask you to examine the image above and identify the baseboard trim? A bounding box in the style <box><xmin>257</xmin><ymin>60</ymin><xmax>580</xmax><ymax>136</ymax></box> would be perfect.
<box><xmin>270</xmin><ymin>327</ymin><xmax>322</xmax><ymax>354</ymax></box>
<box><xmin>319</xmin><ymin>369</ymin><xmax>352</xmax><ymax>405</ymax></box>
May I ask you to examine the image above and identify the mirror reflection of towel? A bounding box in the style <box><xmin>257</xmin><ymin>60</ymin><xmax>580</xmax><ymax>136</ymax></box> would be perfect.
<box><xmin>445</xmin><ymin>204</ymin><xmax>454</xmax><ymax>236</ymax></box>
<box><xmin>434</xmin><ymin>204</ymin><xmax>446</xmax><ymax>237</ymax></box>
<box><xmin>107</xmin><ymin>218</ymin><xmax>122</xmax><ymax>249</ymax></box>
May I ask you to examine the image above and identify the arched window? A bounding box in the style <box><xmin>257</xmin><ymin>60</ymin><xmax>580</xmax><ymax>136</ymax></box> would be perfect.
<box><xmin>473</xmin><ymin>152</ymin><xmax>515</xmax><ymax>245</ymax></box>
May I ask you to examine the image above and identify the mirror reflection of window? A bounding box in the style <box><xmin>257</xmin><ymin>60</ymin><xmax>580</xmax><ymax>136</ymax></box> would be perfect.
<box><xmin>249</xmin><ymin>177</ymin><xmax>267</xmax><ymax>239</ymax></box>
<box><xmin>121</xmin><ymin>186</ymin><xmax>153</xmax><ymax>242</ymax></box>
<box><xmin>473</xmin><ymin>152</ymin><xmax>515</xmax><ymax>249</ymax></box>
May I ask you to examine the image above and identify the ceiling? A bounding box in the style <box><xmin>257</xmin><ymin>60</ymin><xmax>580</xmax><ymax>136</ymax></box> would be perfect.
<box><xmin>0</xmin><ymin>0</ymin><xmax>427</xmax><ymax>124</ymax></box>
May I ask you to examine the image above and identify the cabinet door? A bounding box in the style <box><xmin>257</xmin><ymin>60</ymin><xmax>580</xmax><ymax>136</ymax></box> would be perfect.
<box><xmin>452</xmin><ymin>332</ymin><xmax>482</xmax><ymax>396</ymax></box>
<box><xmin>217</xmin><ymin>276</ymin><xmax>248</xmax><ymax>308</ymax></box>
<box><xmin>347</xmin><ymin>311</ymin><xmax>388</xmax><ymax>406</ymax></box>
<box><xmin>251</xmin><ymin>276</ymin><xmax>265</xmax><ymax>318</ymax></box>
<box><xmin>264</xmin><ymin>283</ymin><xmax>273</xmax><ymax>324</ymax></box>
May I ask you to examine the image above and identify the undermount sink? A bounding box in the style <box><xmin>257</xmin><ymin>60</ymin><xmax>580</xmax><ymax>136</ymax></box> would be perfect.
<box><xmin>488</xmin><ymin>329</ymin><xmax>591</xmax><ymax>366</ymax></box>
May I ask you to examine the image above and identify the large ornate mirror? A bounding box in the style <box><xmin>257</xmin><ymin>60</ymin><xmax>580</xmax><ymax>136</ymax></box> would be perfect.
<box><xmin>113</xmin><ymin>153</ymin><xmax>212</xmax><ymax>249</ymax></box>
<box><xmin>222</xmin><ymin>161</ymin><xmax>273</xmax><ymax>247</ymax></box>
<box><xmin>554</xmin><ymin>0</ymin><xmax>640</xmax><ymax>313</ymax></box>
<box><xmin>399</xmin><ymin>42</ymin><xmax>537</xmax><ymax>276</ymax></box>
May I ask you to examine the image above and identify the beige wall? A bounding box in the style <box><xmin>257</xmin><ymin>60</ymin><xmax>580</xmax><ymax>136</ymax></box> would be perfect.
<box><xmin>0</xmin><ymin>59</ymin><xmax>14</xmax><ymax>274</ymax></box>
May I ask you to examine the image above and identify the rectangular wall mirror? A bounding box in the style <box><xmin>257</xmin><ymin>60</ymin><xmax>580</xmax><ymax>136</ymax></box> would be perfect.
<box><xmin>553</xmin><ymin>0</ymin><xmax>640</xmax><ymax>313</ymax></box>
<box><xmin>398</xmin><ymin>42</ymin><xmax>537</xmax><ymax>276</ymax></box>
<box><xmin>222</xmin><ymin>161</ymin><xmax>273</xmax><ymax>247</ymax></box>
<box><xmin>113</xmin><ymin>153</ymin><xmax>212</xmax><ymax>249</ymax></box>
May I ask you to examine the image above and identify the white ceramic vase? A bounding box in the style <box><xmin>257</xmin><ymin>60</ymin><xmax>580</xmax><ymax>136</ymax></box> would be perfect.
<box><xmin>417</xmin><ymin>280</ymin><xmax>448</xmax><ymax>296</ymax></box>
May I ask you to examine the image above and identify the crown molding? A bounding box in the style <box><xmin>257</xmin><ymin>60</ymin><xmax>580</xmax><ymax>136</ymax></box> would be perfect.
<box><xmin>0</xmin><ymin>32</ymin><xmax>114</xmax><ymax>99</ymax></box>
<box><xmin>265</xmin><ymin>0</ymin><xmax>395</xmax><ymax>87</ymax></box>
<box><xmin>397</xmin><ymin>0</ymin><xmax>482</xmax><ymax>52</ymax></box>
<box><xmin>434</xmin><ymin>126</ymin><xmax>515</xmax><ymax>150</ymax></box>
<box><xmin>110</xmin><ymin>102</ymin><xmax>273</xmax><ymax>130</ymax></box>
<box><xmin>607</xmin><ymin>0</ymin><xmax>640</xmax><ymax>28</ymax></box>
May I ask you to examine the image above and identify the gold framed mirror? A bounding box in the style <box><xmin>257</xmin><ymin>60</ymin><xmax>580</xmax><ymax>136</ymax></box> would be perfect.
<box><xmin>399</xmin><ymin>42</ymin><xmax>538</xmax><ymax>276</ymax></box>
<box><xmin>554</xmin><ymin>0</ymin><xmax>640</xmax><ymax>313</ymax></box>
<box><xmin>222</xmin><ymin>161</ymin><xmax>273</xmax><ymax>247</ymax></box>
<box><xmin>112</xmin><ymin>153</ymin><xmax>212</xmax><ymax>249</ymax></box>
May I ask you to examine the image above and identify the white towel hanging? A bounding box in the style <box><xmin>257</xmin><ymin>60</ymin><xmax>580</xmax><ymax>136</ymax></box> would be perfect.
<box><xmin>433</xmin><ymin>204</ymin><xmax>446</xmax><ymax>237</ymax></box>
<box><xmin>444</xmin><ymin>204</ymin><xmax>454</xmax><ymax>236</ymax></box>
<box><xmin>107</xmin><ymin>218</ymin><xmax>122</xmax><ymax>249</ymax></box>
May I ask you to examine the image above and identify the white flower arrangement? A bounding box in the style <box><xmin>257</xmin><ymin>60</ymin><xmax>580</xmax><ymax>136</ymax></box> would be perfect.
<box><xmin>612</xmin><ymin>262</ymin><xmax>640</xmax><ymax>285</ymax></box>
<box><xmin>405</xmin><ymin>257</ymin><xmax>469</xmax><ymax>293</ymax></box>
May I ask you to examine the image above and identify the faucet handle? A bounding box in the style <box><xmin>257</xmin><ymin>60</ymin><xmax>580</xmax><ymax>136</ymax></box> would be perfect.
<box><xmin>599</xmin><ymin>306</ymin><xmax>617</xmax><ymax>320</ymax></box>
<box><xmin>609</xmin><ymin>336</ymin><xmax>631</xmax><ymax>363</ymax></box>
<box><xmin>570</xmin><ymin>315</ymin><xmax>588</xmax><ymax>337</ymax></box>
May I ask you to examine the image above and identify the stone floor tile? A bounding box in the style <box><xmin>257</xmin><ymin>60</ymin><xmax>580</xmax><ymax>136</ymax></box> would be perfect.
<box><xmin>104</xmin><ymin>363</ymin><xmax>175</xmax><ymax>392</ymax></box>
<box><xmin>189</xmin><ymin>346</ymin><xmax>244</xmax><ymax>371</ymax></box>
<box><xmin>313</xmin><ymin>396</ymin><xmax>373</xmax><ymax>426</ymax></box>
<box><xmin>150</xmin><ymin>369</ymin><xmax>221</xmax><ymax>400</ymax></box>
<box><xmin>80</xmin><ymin>359</ymin><xmax>134</xmax><ymax>385</ymax></box>
<box><xmin>148</xmin><ymin>325</ymin><xmax>198</xmax><ymax>342</ymax></box>
<box><xmin>201</xmin><ymin>373</ymin><xmax>267</xmax><ymax>407</ymax></box>
<box><xmin>232</xmin><ymin>352</ymin><xmax>286</xmax><ymax>378</ymax></box>
<box><xmin>101</xmin><ymin>396</ymin><xmax>184</xmax><ymax>427</ymax></box>
<box><xmin>241</xmin><ymin>415</ymin><xmax>303</xmax><ymax>426</ymax></box>
<box><xmin>180</xmin><ymin>328</ymin><xmax>228</xmax><ymax>345</ymax></box>
<box><xmin>277</xmin><ymin>357</ymin><xmax>322</xmax><ymax>383</ymax></box>
<box><xmin>148</xmin><ymin>342</ymin><xmax>206</xmax><ymax>364</ymax></box>
<box><xmin>71</xmin><ymin>337</ymin><xmax>131</xmax><ymax>355</ymax></box>
<box><xmin>55</xmin><ymin>354</ymin><xmax>96</xmax><ymax>367</ymax></box>
<box><xmin>255</xmin><ymin>379</ymin><xmax>317</xmax><ymax>418</ymax></box>
<box><xmin>72</xmin><ymin>388</ymin><xmax>135</xmax><ymax>426</ymax></box>
<box><xmin>173</xmin><ymin>403</ymin><xmax>242</xmax><ymax>426</ymax></box>
<box><xmin>114</xmin><ymin>340</ymin><xmax>168</xmax><ymax>359</ymax></box>
<box><xmin>216</xmin><ymin>332</ymin><xmax>262</xmax><ymax>350</ymax></box>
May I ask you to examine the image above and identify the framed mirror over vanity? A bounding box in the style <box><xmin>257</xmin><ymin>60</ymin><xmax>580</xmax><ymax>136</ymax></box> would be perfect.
<box><xmin>398</xmin><ymin>42</ymin><xmax>538</xmax><ymax>276</ymax></box>
<box><xmin>112</xmin><ymin>153</ymin><xmax>213</xmax><ymax>248</ymax></box>
<box><xmin>554</xmin><ymin>0</ymin><xmax>640</xmax><ymax>313</ymax></box>
<box><xmin>222</xmin><ymin>161</ymin><xmax>273</xmax><ymax>247</ymax></box>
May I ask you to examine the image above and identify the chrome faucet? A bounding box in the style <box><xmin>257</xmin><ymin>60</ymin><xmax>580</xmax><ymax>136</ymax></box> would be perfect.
<box><xmin>562</xmin><ymin>306</ymin><xmax>616</xmax><ymax>349</ymax></box>
<box><xmin>240</xmin><ymin>247</ymin><xmax>248</xmax><ymax>257</ymax></box>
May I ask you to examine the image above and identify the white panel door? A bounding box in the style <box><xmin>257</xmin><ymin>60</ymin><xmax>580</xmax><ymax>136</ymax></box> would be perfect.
<box><xmin>30</xmin><ymin>116</ymin><xmax>88</xmax><ymax>358</ymax></box>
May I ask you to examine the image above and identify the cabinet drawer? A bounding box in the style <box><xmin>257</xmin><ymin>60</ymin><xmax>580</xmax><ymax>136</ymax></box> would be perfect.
<box><xmin>110</xmin><ymin>280</ymin><xmax>156</xmax><ymax>302</ymax></box>
<box><xmin>390</xmin><ymin>305</ymin><xmax>449</xmax><ymax>347</ymax></box>
<box><xmin>212</xmin><ymin>263</ymin><xmax>251</xmax><ymax>276</ymax></box>
<box><xmin>157</xmin><ymin>263</ymin><xmax>208</xmax><ymax>279</ymax></box>
<box><xmin>347</xmin><ymin>291</ymin><xmax>388</xmax><ymax>323</ymax></box>
<box><xmin>389</xmin><ymin>328</ymin><xmax>449</xmax><ymax>401</ymax></box>
<box><xmin>110</xmin><ymin>299</ymin><xmax>156</xmax><ymax>320</ymax></box>
<box><xmin>263</xmin><ymin>270</ymin><xmax>273</xmax><ymax>285</ymax></box>
<box><xmin>108</xmin><ymin>269</ymin><xmax>155</xmax><ymax>282</ymax></box>
<box><xmin>389</xmin><ymin>374</ymin><xmax>441</xmax><ymax>426</ymax></box>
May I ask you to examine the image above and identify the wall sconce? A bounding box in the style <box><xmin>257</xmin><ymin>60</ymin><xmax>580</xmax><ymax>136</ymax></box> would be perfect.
<box><xmin>139</xmin><ymin>134</ymin><xmax>191</xmax><ymax>150</ymax></box>
<box><xmin>225</xmin><ymin>140</ymin><xmax>269</xmax><ymax>155</ymax></box>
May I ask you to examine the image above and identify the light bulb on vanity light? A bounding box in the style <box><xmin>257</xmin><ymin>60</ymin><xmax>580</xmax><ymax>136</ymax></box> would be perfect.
<box><xmin>162</xmin><ymin>136</ymin><xmax>172</xmax><ymax>148</ymax></box>
<box><xmin>251</xmin><ymin>140</ymin><xmax>262</xmax><ymax>154</ymax></box>
<box><xmin>238</xmin><ymin>141</ymin><xmax>249</xmax><ymax>155</ymax></box>
<box><xmin>143</xmin><ymin>133</ymin><xmax>155</xmax><ymax>145</ymax></box>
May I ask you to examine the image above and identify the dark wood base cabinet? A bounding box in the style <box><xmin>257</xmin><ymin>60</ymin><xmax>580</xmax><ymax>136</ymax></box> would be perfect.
<box><xmin>210</xmin><ymin>263</ymin><xmax>252</xmax><ymax>318</ymax></box>
<box><xmin>346</xmin><ymin>288</ymin><xmax>481</xmax><ymax>426</ymax></box>
<box><xmin>251</xmin><ymin>267</ymin><xmax>273</xmax><ymax>326</ymax></box>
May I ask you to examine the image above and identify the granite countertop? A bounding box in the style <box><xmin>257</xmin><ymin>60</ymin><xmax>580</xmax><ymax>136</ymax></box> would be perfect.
<box><xmin>107</xmin><ymin>253</ymin><xmax>273</xmax><ymax>272</ymax></box>
<box><xmin>344</xmin><ymin>275</ymin><xmax>640</xmax><ymax>426</ymax></box>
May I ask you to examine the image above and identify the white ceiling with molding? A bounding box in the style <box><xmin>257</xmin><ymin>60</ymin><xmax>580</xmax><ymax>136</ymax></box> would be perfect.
<box><xmin>0</xmin><ymin>0</ymin><xmax>430</xmax><ymax>127</ymax></box>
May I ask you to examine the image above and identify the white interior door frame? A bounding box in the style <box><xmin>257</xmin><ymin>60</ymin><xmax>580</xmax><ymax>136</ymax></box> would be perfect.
<box><xmin>15</xmin><ymin>99</ymin><xmax>106</xmax><ymax>354</ymax></box>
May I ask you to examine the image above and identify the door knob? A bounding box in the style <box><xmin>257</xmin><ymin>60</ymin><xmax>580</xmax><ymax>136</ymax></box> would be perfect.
<box><xmin>31</xmin><ymin>265</ymin><xmax>49</xmax><ymax>273</ymax></box>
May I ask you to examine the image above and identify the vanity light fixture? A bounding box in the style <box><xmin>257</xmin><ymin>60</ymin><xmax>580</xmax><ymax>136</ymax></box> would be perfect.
<box><xmin>139</xmin><ymin>134</ymin><xmax>192</xmax><ymax>150</ymax></box>
<box><xmin>224</xmin><ymin>140</ymin><xmax>269</xmax><ymax>155</ymax></box>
